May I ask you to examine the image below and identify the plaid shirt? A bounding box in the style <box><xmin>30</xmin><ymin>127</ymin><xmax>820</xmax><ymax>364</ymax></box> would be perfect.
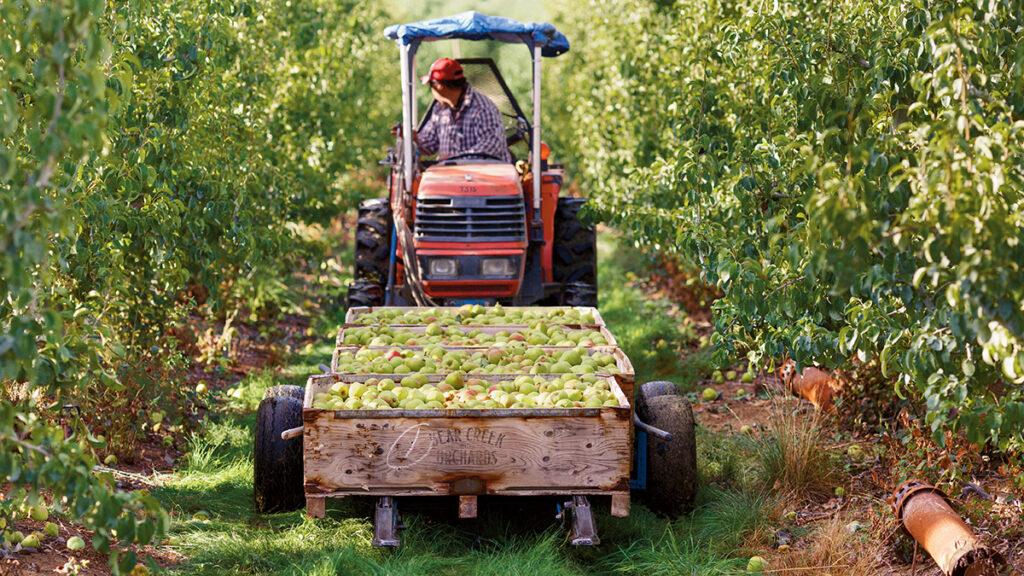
<box><xmin>418</xmin><ymin>86</ymin><xmax>512</xmax><ymax>163</ymax></box>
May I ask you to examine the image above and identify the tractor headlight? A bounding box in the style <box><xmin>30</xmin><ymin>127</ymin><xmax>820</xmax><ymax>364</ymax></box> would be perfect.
<box><xmin>481</xmin><ymin>258</ymin><xmax>516</xmax><ymax>277</ymax></box>
<box><xmin>428</xmin><ymin>258</ymin><xmax>458</xmax><ymax>278</ymax></box>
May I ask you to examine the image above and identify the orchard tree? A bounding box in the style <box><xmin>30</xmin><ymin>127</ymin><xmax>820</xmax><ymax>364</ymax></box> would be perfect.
<box><xmin>554</xmin><ymin>0</ymin><xmax>1024</xmax><ymax>453</ymax></box>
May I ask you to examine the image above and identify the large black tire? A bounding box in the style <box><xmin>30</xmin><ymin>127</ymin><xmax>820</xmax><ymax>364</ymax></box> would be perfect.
<box><xmin>553</xmin><ymin>198</ymin><xmax>597</xmax><ymax>291</ymax></box>
<box><xmin>634</xmin><ymin>380</ymin><xmax>680</xmax><ymax>418</ymax></box>
<box><xmin>263</xmin><ymin>385</ymin><xmax>305</xmax><ymax>401</ymax></box>
<box><xmin>563</xmin><ymin>282</ymin><xmax>597</xmax><ymax>307</ymax></box>
<box><xmin>346</xmin><ymin>279</ymin><xmax>384</xmax><ymax>308</ymax></box>
<box><xmin>638</xmin><ymin>395</ymin><xmax>698</xmax><ymax>517</ymax></box>
<box><xmin>254</xmin><ymin>394</ymin><xmax>305</xmax><ymax>514</ymax></box>
<box><xmin>354</xmin><ymin>198</ymin><xmax>392</xmax><ymax>285</ymax></box>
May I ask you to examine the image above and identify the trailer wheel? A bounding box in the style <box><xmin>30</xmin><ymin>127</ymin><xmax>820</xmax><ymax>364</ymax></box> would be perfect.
<box><xmin>638</xmin><ymin>395</ymin><xmax>697</xmax><ymax>517</ymax></box>
<box><xmin>553</xmin><ymin>198</ymin><xmax>597</xmax><ymax>301</ymax></box>
<box><xmin>264</xmin><ymin>385</ymin><xmax>305</xmax><ymax>401</ymax></box>
<box><xmin>635</xmin><ymin>380</ymin><xmax>680</xmax><ymax>417</ymax></box>
<box><xmin>254</xmin><ymin>394</ymin><xmax>305</xmax><ymax>513</ymax></box>
<box><xmin>346</xmin><ymin>279</ymin><xmax>384</xmax><ymax>308</ymax></box>
<box><xmin>354</xmin><ymin>198</ymin><xmax>392</xmax><ymax>285</ymax></box>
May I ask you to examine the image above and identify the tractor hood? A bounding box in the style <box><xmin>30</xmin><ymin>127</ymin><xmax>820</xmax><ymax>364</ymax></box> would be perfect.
<box><xmin>418</xmin><ymin>163</ymin><xmax>523</xmax><ymax>198</ymax></box>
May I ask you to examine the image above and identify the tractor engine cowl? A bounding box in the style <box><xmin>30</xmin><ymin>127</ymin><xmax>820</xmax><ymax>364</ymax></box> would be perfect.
<box><xmin>413</xmin><ymin>163</ymin><xmax>528</xmax><ymax>299</ymax></box>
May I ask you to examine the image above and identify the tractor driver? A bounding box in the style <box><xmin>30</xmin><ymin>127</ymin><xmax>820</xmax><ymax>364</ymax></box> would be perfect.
<box><xmin>414</xmin><ymin>58</ymin><xmax>513</xmax><ymax>163</ymax></box>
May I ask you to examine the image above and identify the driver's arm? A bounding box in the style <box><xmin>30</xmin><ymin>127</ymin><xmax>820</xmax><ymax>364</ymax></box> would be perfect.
<box><xmin>417</xmin><ymin>111</ymin><xmax>439</xmax><ymax>156</ymax></box>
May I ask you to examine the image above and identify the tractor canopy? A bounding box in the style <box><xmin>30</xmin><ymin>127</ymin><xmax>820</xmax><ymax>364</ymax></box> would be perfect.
<box><xmin>384</xmin><ymin>11</ymin><xmax>570</xmax><ymax>57</ymax></box>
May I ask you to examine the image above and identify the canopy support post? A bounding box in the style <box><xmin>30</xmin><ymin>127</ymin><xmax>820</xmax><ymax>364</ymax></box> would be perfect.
<box><xmin>531</xmin><ymin>44</ymin><xmax>542</xmax><ymax>227</ymax></box>
<box><xmin>398</xmin><ymin>42</ymin><xmax>415</xmax><ymax>194</ymax></box>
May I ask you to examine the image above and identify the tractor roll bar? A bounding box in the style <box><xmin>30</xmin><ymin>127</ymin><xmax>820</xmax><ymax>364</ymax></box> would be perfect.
<box><xmin>531</xmin><ymin>44</ymin><xmax>542</xmax><ymax>221</ymax></box>
<box><xmin>399</xmin><ymin>43</ymin><xmax>416</xmax><ymax>193</ymax></box>
<box><xmin>395</xmin><ymin>39</ymin><xmax>544</xmax><ymax>223</ymax></box>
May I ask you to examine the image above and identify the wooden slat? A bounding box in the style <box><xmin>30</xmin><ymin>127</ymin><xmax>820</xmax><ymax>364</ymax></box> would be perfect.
<box><xmin>306</xmin><ymin>489</ymin><xmax>630</xmax><ymax>498</ymax></box>
<box><xmin>303</xmin><ymin>411</ymin><xmax>630</xmax><ymax>496</ymax></box>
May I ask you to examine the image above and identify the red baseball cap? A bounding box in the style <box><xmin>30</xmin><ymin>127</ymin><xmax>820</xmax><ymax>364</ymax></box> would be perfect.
<box><xmin>422</xmin><ymin>58</ymin><xmax>464</xmax><ymax>84</ymax></box>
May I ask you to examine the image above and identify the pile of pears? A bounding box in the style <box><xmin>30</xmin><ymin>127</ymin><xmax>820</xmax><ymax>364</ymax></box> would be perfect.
<box><xmin>333</xmin><ymin>345</ymin><xmax>619</xmax><ymax>376</ymax></box>
<box><xmin>332</xmin><ymin>304</ymin><xmax>622</xmax><ymax>411</ymax></box>
<box><xmin>312</xmin><ymin>372</ymin><xmax>621</xmax><ymax>411</ymax></box>
<box><xmin>353</xmin><ymin>304</ymin><xmax>598</xmax><ymax>326</ymax></box>
<box><xmin>341</xmin><ymin>322</ymin><xmax>608</xmax><ymax>347</ymax></box>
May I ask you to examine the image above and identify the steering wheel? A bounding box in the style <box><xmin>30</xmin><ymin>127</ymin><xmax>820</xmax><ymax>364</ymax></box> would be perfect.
<box><xmin>441</xmin><ymin>151</ymin><xmax>505</xmax><ymax>163</ymax></box>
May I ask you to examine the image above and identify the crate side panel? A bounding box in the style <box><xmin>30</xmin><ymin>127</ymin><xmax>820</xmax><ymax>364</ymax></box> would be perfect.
<box><xmin>304</xmin><ymin>413</ymin><xmax>630</xmax><ymax>495</ymax></box>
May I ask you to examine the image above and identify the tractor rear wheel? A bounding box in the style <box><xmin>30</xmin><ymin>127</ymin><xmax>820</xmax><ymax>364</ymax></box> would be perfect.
<box><xmin>254</xmin><ymin>387</ymin><xmax>305</xmax><ymax>514</ymax></box>
<box><xmin>553</xmin><ymin>198</ymin><xmax>597</xmax><ymax>306</ymax></box>
<box><xmin>354</xmin><ymin>198</ymin><xmax>391</xmax><ymax>285</ymax></box>
<box><xmin>563</xmin><ymin>282</ymin><xmax>597</xmax><ymax>307</ymax></box>
<box><xmin>637</xmin><ymin>395</ymin><xmax>698</xmax><ymax>517</ymax></box>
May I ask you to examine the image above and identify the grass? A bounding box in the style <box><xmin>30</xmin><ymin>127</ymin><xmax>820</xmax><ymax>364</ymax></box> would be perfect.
<box><xmin>755</xmin><ymin>397</ymin><xmax>840</xmax><ymax>499</ymax></box>
<box><xmin>768</xmin><ymin>516</ymin><xmax>881</xmax><ymax>574</ymax></box>
<box><xmin>154</xmin><ymin>233</ymin><xmax>775</xmax><ymax>575</ymax></box>
<box><xmin>596</xmin><ymin>233</ymin><xmax>708</xmax><ymax>390</ymax></box>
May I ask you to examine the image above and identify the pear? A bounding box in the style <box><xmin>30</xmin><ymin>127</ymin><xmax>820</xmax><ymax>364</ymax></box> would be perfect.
<box><xmin>67</xmin><ymin>536</ymin><xmax>86</xmax><ymax>551</ymax></box>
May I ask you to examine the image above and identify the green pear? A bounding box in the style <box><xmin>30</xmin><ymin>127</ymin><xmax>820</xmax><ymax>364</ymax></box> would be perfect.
<box><xmin>30</xmin><ymin>504</ymin><xmax>48</xmax><ymax>522</ymax></box>
<box><xmin>67</xmin><ymin>535</ymin><xmax>86</xmax><ymax>551</ymax></box>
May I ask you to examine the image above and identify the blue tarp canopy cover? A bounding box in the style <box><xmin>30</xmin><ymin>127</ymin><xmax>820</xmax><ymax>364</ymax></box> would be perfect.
<box><xmin>384</xmin><ymin>11</ymin><xmax>570</xmax><ymax>57</ymax></box>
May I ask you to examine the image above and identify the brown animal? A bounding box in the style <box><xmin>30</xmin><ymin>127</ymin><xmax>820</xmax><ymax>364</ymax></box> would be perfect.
<box><xmin>778</xmin><ymin>359</ymin><xmax>843</xmax><ymax>411</ymax></box>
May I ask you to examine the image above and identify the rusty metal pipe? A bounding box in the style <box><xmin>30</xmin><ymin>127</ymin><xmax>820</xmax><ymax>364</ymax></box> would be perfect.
<box><xmin>891</xmin><ymin>481</ymin><xmax>1005</xmax><ymax>576</ymax></box>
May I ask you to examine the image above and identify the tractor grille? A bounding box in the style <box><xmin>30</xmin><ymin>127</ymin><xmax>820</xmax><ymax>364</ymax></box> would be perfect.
<box><xmin>415</xmin><ymin>196</ymin><xmax>526</xmax><ymax>242</ymax></box>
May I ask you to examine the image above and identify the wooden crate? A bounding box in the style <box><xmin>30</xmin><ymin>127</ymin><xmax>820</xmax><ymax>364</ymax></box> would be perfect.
<box><xmin>330</xmin><ymin>345</ymin><xmax>636</xmax><ymax>400</ymax></box>
<box><xmin>344</xmin><ymin>306</ymin><xmax>606</xmax><ymax>328</ymax></box>
<box><xmin>335</xmin><ymin>323</ymin><xmax>619</xmax><ymax>349</ymax></box>
<box><xmin>301</xmin><ymin>373</ymin><xmax>631</xmax><ymax>514</ymax></box>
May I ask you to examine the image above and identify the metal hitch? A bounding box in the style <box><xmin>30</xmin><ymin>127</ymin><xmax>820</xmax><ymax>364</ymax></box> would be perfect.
<box><xmin>557</xmin><ymin>495</ymin><xmax>600</xmax><ymax>546</ymax></box>
<box><xmin>372</xmin><ymin>496</ymin><xmax>402</xmax><ymax>547</ymax></box>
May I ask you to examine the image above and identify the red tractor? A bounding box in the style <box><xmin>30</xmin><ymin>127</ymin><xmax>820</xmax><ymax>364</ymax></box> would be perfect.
<box><xmin>346</xmin><ymin>12</ymin><xmax>596</xmax><ymax>309</ymax></box>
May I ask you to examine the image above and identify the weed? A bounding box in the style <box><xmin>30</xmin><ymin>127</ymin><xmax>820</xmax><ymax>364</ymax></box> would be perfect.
<box><xmin>769</xmin><ymin>516</ymin><xmax>881</xmax><ymax>574</ymax></box>
<box><xmin>755</xmin><ymin>397</ymin><xmax>839</xmax><ymax>500</ymax></box>
<box><xmin>697</xmin><ymin>427</ymin><xmax>751</xmax><ymax>489</ymax></box>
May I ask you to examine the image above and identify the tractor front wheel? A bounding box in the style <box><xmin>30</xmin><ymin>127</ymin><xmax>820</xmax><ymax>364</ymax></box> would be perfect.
<box><xmin>254</xmin><ymin>386</ymin><xmax>305</xmax><ymax>513</ymax></box>
<box><xmin>553</xmin><ymin>198</ymin><xmax>597</xmax><ymax>306</ymax></box>
<box><xmin>637</xmin><ymin>392</ymin><xmax>698</xmax><ymax>517</ymax></box>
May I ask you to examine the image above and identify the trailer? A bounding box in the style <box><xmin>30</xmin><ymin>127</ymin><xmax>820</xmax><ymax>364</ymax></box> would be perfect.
<box><xmin>254</xmin><ymin>306</ymin><xmax>697</xmax><ymax>546</ymax></box>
